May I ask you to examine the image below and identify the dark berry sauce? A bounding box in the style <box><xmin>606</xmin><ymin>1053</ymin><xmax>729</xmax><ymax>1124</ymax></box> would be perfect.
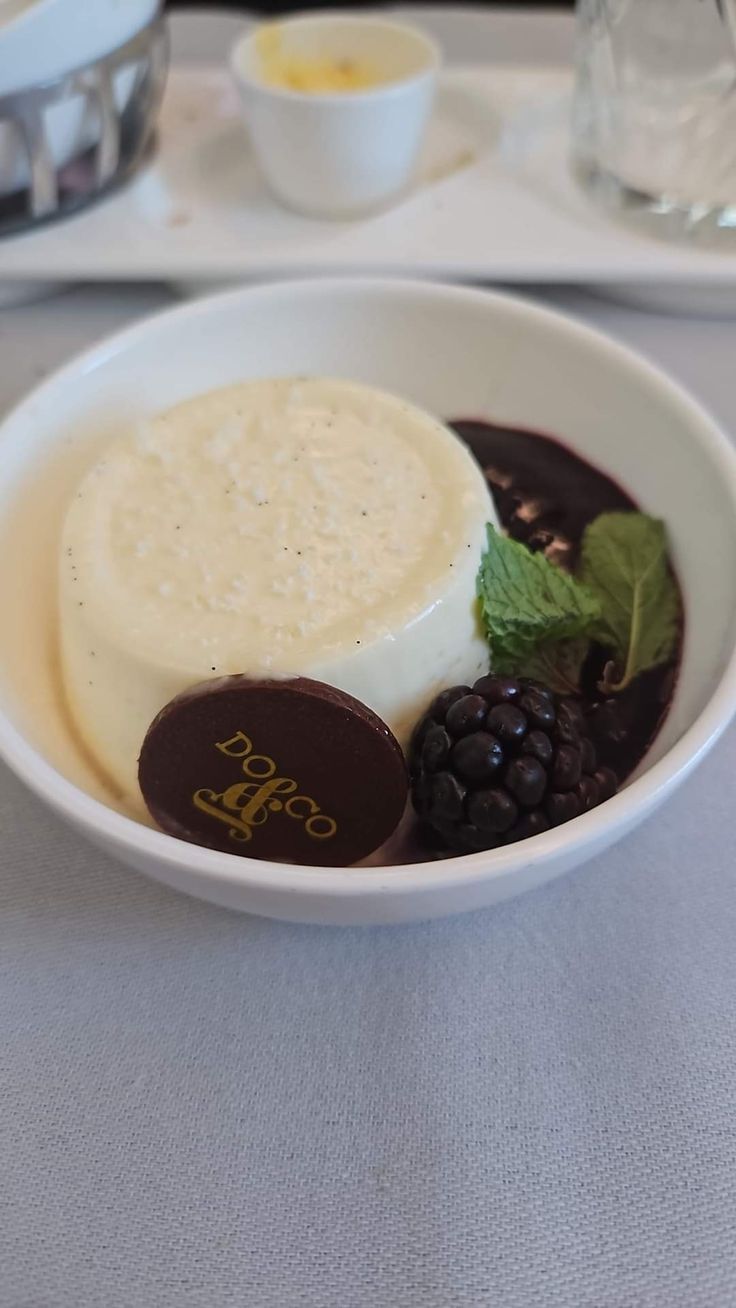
<box><xmin>452</xmin><ymin>420</ymin><xmax>636</xmax><ymax>565</ymax></box>
<box><xmin>377</xmin><ymin>420</ymin><xmax>682</xmax><ymax>866</ymax></box>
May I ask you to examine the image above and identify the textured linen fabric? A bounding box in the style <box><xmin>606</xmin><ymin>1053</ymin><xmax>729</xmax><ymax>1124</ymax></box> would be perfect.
<box><xmin>2</xmin><ymin>725</ymin><xmax>736</xmax><ymax>1308</ymax></box>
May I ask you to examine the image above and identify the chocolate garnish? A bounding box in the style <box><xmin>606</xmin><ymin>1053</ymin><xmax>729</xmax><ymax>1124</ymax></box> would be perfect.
<box><xmin>138</xmin><ymin>675</ymin><xmax>408</xmax><ymax>867</ymax></box>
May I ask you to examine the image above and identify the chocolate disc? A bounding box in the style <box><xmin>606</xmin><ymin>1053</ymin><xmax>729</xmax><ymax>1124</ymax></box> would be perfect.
<box><xmin>138</xmin><ymin>675</ymin><xmax>408</xmax><ymax>867</ymax></box>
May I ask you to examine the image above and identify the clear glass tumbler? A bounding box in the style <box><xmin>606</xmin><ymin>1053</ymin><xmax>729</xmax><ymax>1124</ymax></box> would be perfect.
<box><xmin>572</xmin><ymin>0</ymin><xmax>736</xmax><ymax>244</ymax></box>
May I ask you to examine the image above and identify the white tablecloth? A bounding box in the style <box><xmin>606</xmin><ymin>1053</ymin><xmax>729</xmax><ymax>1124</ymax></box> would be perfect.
<box><xmin>2</xmin><ymin>11</ymin><xmax>735</xmax><ymax>1307</ymax></box>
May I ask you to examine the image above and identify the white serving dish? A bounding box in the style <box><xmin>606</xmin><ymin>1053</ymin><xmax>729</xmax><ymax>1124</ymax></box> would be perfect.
<box><xmin>0</xmin><ymin>0</ymin><xmax>159</xmax><ymax>195</ymax></box>
<box><xmin>231</xmin><ymin>14</ymin><xmax>439</xmax><ymax>219</ymax></box>
<box><xmin>0</xmin><ymin>277</ymin><xmax>735</xmax><ymax>925</ymax></box>
<box><xmin>2</xmin><ymin>64</ymin><xmax>736</xmax><ymax>310</ymax></box>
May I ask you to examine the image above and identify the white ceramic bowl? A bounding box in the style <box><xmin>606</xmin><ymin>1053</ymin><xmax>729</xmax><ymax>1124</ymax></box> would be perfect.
<box><xmin>0</xmin><ymin>0</ymin><xmax>160</xmax><ymax>195</ymax></box>
<box><xmin>1</xmin><ymin>278</ymin><xmax>735</xmax><ymax>926</ymax></box>
<box><xmin>230</xmin><ymin>15</ymin><xmax>440</xmax><ymax>218</ymax></box>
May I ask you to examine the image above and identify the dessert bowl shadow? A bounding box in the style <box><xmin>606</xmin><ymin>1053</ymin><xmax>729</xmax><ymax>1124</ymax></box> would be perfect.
<box><xmin>0</xmin><ymin>278</ymin><xmax>735</xmax><ymax>926</ymax></box>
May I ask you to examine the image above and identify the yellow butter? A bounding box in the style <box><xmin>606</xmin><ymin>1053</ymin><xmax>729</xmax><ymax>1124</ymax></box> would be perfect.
<box><xmin>256</xmin><ymin>25</ymin><xmax>385</xmax><ymax>94</ymax></box>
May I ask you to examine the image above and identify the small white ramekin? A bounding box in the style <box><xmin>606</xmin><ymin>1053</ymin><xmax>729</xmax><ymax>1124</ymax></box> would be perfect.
<box><xmin>230</xmin><ymin>15</ymin><xmax>441</xmax><ymax>219</ymax></box>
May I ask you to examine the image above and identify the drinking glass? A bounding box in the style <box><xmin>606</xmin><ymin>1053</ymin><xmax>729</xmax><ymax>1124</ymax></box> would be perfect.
<box><xmin>572</xmin><ymin>0</ymin><xmax>736</xmax><ymax>243</ymax></box>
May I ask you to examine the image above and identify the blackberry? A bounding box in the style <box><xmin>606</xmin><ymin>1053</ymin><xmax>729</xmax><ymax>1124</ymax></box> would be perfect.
<box><xmin>409</xmin><ymin>674</ymin><xmax>618</xmax><ymax>853</ymax></box>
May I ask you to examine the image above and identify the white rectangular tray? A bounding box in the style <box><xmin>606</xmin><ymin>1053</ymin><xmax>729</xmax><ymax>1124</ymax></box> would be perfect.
<box><xmin>3</xmin><ymin>63</ymin><xmax>736</xmax><ymax>294</ymax></box>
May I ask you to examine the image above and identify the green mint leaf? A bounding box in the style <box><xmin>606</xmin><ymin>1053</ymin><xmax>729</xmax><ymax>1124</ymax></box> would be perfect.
<box><xmin>476</xmin><ymin>525</ymin><xmax>601</xmax><ymax>675</ymax></box>
<box><xmin>578</xmin><ymin>512</ymin><xmax>680</xmax><ymax>693</ymax></box>
<box><xmin>517</xmin><ymin>637</ymin><xmax>591</xmax><ymax>697</ymax></box>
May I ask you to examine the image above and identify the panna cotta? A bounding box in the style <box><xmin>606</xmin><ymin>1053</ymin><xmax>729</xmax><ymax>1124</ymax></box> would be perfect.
<box><xmin>59</xmin><ymin>377</ymin><xmax>497</xmax><ymax>804</ymax></box>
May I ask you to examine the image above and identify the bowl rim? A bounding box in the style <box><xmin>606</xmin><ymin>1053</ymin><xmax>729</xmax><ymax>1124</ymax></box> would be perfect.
<box><xmin>230</xmin><ymin>13</ymin><xmax>442</xmax><ymax>107</ymax></box>
<box><xmin>1</xmin><ymin>275</ymin><xmax>736</xmax><ymax>903</ymax></box>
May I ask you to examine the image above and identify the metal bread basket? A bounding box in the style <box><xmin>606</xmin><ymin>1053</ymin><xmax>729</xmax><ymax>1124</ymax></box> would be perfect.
<box><xmin>0</xmin><ymin>13</ymin><xmax>168</xmax><ymax>238</ymax></box>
